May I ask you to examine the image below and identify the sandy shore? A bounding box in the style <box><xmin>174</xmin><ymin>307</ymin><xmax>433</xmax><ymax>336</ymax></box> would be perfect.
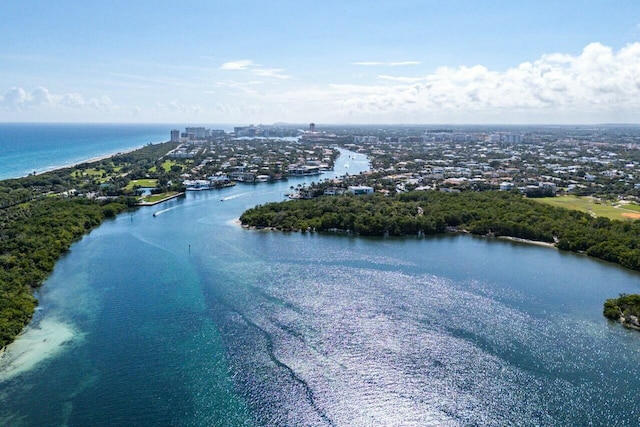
<box><xmin>0</xmin><ymin>318</ymin><xmax>78</xmax><ymax>382</ymax></box>
<box><xmin>73</xmin><ymin>149</ymin><xmax>137</xmax><ymax>165</ymax></box>
<box><xmin>31</xmin><ymin>146</ymin><xmax>147</xmax><ymax>178</ymax></box>
<box><xmin>497</xmin><ymin>236</ymin><xmax>557</xmax><ymax>248</ymax></box>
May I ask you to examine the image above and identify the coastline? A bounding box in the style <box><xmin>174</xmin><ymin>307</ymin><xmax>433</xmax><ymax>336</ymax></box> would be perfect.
<box><xmin>0</xmin><ymin>318</ymin><xmax>78</xmax><ymax>382</ymax></box>
<box><xmin>69</xmin><ymin>147</ymin><xmax>142</xmax><ymax>167</ymax></box>
<box><xmin>0</xmin><ymin>122</ymin><xmax>172</xmax><ymax>181</ymax></box>
<box><xmin>239</xmin><ymin>222</ymin><xmax>559</xmax><ymax>250</ymax></box>
<box><xmin>496</xmin><ymin>236</ymin><xmax>557</xmax><ymax>248</ymax></box>
<box><xmin>0</xmin><ymin>142</ymin><xmax>175</xmax><ymax>353</ymax></box>
<box><xmin>30</xmin><ymin>145</ymin><xmax>150</xmax><ymax>178</ymax></box>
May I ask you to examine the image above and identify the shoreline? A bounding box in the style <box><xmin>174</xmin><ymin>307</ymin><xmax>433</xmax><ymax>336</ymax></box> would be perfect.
<box><xmin>0</xmin><ymin>318</ymin><xmax>78</xmax><ymax>382</ymax></box>
<box><xmin>6</xmin><ymin>143</ymin><xmax>166</xmax><ymax>181</ymax></box>
<box><xmin>496</xmin><ymin>236</ymin><xmax>557</xmax><ymax>248</ymax></box>
<box><xmin>141</xmin><ymin>192</ymin><xmax>184</xmax><ymax>207</ymax></box>
<box><xmin>239</xmin><ymin>222</ymin><xmax>558</xmax><ymax>250</ymax></box>
<box><xmin>32</xmin><ymin>145</ymin><xmax>153</xmax><ymax>177</ymax></box>
<box><xmin>0</xmin><ymin>141</ymin><xmax>174</xmax><ymax>352</ymax></box>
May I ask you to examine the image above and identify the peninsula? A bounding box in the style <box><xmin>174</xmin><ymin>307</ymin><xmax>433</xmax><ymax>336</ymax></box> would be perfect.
<box><xmin>239</xmin><ymin>190</ymin><xmax>640</xmax><ymax>273</ymax></box>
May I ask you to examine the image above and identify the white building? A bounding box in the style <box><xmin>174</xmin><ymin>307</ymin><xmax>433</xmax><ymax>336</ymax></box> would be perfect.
<box><xmin>348</xmin><ymin>185</ymin><xmax>374</xmax><ymax>195</ymax></box>
<box><xmin>499</xmin><ymin>182</ymin><xmax>514</xmax><ymax>191</ymax></box>
<box><xmin>185</xmin><ymin>127</ymin><xmax>208</xmax><ymax>140</ymax></box>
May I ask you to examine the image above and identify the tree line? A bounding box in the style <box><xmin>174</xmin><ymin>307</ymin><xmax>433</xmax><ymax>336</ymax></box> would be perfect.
<box><xmin>603</xmin><ymin>293</ymin><xmax>640</xmax><ymax>328</ymax></box>
<box><xmin>0</xmin><ymin>197</ymin><xmax>129</xmax><ymax>348</ymax></box>
<box><xmin>0</xmin><ymin>142</ymin><xmax>186</xmax><ymax>348</ymax></box>
<box><xmin>0</xmin><ymin>141</ymin><xmax>179</xmax><ymax>210</ymax></box>
<box><xmin>240</xmin><ymin>190</ymin><xmax>640</xmax><ymax>271</ymax></box>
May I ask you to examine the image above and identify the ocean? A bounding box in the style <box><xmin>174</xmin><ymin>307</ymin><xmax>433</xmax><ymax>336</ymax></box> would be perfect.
<box><xmin>2</xmin><ymin>127</ymin><xmax>640</xmax><ymax>425</ymax></box>
<box><xmin>0</xmin><ymin>123</ymin><xmax>184</xmax><ymax>180</ymax></box>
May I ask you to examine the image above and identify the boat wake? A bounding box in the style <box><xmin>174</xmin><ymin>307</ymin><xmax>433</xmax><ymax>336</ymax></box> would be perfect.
<box><xmin>220</xmin><ymin>192</ymin><xmax>253</xmax><ymax>201</ymax></box>
<box><xmin>153</xmin><ymin>206</ymin><xmax>179</xmax><ymax>217</ymax></box>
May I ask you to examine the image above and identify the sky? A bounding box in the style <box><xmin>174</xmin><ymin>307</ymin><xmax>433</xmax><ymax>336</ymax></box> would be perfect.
<box><xmin>2</xmin><ymin>0</ymin><xmax>640</xmax><ymax>125</ymax></box>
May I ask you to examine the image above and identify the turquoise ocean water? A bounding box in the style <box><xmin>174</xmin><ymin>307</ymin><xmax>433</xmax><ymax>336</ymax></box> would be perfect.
<box><xmin>1</xmin><ymin>126</ymin><xmax>640</xmax><ymax>425</ymax></box>
<box><xmin>0</xmin><ymin>123</ymin><xmax>176</xmax><ymax>180</ymax></box>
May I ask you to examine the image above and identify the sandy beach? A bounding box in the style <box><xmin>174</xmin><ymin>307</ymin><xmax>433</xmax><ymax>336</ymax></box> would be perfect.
<box><xmin>34</xmin><ymin>146</ymin><xmax>143</xmax><ymax>177</ymax></box>
<box><xmin>497</xmin><ymin>236</ymin><xmax>557</xmax><ymax>248</ymax></box>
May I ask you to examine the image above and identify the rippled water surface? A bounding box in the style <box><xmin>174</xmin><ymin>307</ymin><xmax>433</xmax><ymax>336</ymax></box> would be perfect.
<box><xmin>2</xmin><ymin>150</ymin><xmax>640</xmax><ymax>426</ymax></box>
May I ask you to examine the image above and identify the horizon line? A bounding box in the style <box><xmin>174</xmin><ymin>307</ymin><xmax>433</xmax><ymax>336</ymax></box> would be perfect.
<box><xmin>1</xmin><ymin>121</ymin><xmax>639</xmax><ymax>127</ymax></box>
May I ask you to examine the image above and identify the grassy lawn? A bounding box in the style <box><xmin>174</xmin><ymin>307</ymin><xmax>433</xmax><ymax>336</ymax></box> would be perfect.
<box><xmin>73</xmin><ymin>168</ymin><xmax>104</xmax><ymax>178</ymax></box>
<box><xmin>140</xmin><ymin>191</ymin><xmax>179</xmax><ymax>203</ymax></box>
<box><xmin>162</xmin><ymin>160</ymin><xmax>176</xmax><ymax>172</ymax></box>
<box><xmin>533</xmin><ymin>196</ymin><xmax>640</xmax><ymax>220</ymax></box>
<box><xmin>125</xmin><ymin>178</ymin><xmax>158</xmax><ymax>190</ymax></box>
<box><xmin>72</xmin><ymin>168</ymin><xmax>113</xmax><ymax>183</ymax></box>
<box><xmin>160</xmin><ymin>160</ymin><xmax>179</xmax><ymax>172</ymax></box>
<box><xmin>72</xmin><ymin>166</ymin><xmax>126</xmax><ymax>184</ymax></box>
<box><xmin>618</xmin><ymin>203</ymin><xmax>640</xmax><ymax>212</ymax></box>
<box><xmin>149</xmin><ymin>159</ymin><xmax>191</xmax><ymax>173</ymax></box>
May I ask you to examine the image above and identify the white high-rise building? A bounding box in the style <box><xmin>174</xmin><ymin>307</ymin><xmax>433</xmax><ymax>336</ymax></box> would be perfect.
<box><xmin>185</xmin><ymin>127</ymin><xmax>208</xmax><ymax>140</ymax></box>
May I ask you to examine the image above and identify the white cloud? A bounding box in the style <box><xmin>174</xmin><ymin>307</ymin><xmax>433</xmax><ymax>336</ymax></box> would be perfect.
<box><xmin>1</xmin><ymin>87</ymin><xmax>28</xmax><ymax>109</ymax></box>
<box><xmin>219</xmin><ymin>59</ymin><xmax>291</xmax><ymax>80</ymax></box>
<box><xmin>60</xmin><ymin>93</ymin><xmax>86</xmax><ymax>108</ymax></box>
<box><xmin>30</xmin><ymin>87</ymin><xmax>54</xmax><ymax>107</ymax></box>
<box><xmin>220</xmin><ymin>60</ymin><xmax>255</xmax><ymax>70</ymax></box>
<box><xmin>328</xmin><ymin>83</ymin><xmax>390</xmax><ymax>95</ymax></box>
<box><xmin>4</xmin><ymin>42</ymin><xmax>638</xmax><ymax>123</ymax></box>
<box><xmin>1</xmin><ymin>87</ymin><xmax>117</xmax><ymax>113</ymax></box>
<box><xmin>157</xmin><ymin>99</ymin><xmax>202</xmax><ymax>115</ymax></box>
<box><xmin>1</xmin><ymin>86</ymin><xmax>55</xmax><ymax>109</ymax></box>
<box><xmin>389</xmin><ymin>61</ymin><xmax>422</xmax><ymax>66</ymax></box>
<box><xmin>324</xmin><ymin>42</ymin><xmax>640</xmax><ymax>121</ymax></box>
<box><xmin>214</xmin><ymin>102</ymin><xmax>231</xmax><ymax>113</ymax></box>
<box><xmin>88</xmin><ymin>95</ymin><xmax>113</xmax><ymax>111</ymax></box>
<box><xmin>352</xmin><ymin>61</ymin><xmax>422</xmax><ymax>67</ymax></box>
<box><xmin>378</xmin><ymin>75</ymin><xmax>424</xmax><ymax>83</ymax></box>
<box><xmin>251</xmin><ymin>68</ymin><xmax>291</xmax><ymax>79</ymax></box>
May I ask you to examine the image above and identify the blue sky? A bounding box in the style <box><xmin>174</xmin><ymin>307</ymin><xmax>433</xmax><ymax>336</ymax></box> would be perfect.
<box><xmin>2</xmin><ymin>0</ymin><xmax>640</xmax><ymax>124</ymax></box>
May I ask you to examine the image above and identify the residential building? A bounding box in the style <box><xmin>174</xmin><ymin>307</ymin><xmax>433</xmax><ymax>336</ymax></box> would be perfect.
<box><xmin>348</xmin><ymin>185</ymin><xmax>374</xmax><ymax>195</ymax></box>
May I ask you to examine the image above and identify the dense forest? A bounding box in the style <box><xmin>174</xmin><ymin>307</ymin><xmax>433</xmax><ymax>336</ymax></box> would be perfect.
<box><xmin>0</xmin><ymin>197</ymin><xmax>129</xmax><ymax>347</ymax></box>
<box><xmin>240</xmin><ymin>190</ymin><xmax>640</xmax><ymax>271</ymax></box>
<box><xmin>0</xmin><ymin>142</ymin><xmax>179</xmax><ymax>349</ymax></box>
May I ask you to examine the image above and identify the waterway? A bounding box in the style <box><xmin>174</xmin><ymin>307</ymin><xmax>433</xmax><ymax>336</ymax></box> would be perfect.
<box><xmin>2</xmin><ymin>150</ymin><xmax>640</xmax><ymax>426</ymax></box>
